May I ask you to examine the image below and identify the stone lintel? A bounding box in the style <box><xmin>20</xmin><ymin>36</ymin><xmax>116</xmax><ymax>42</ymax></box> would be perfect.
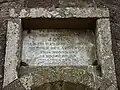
<box><xmin>9</xmin><ymin>7</ymin><xmax>109</xmax><ymax>18</ymax></box>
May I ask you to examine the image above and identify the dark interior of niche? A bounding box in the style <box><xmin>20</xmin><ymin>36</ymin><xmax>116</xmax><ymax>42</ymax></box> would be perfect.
<box><xmin>21</xmin><ymin>17</ymin><xmax>97</xmax><ymax>30</ymax></box>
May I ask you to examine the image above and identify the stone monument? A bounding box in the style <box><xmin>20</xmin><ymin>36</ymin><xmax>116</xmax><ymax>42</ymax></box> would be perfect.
<box><xmin>3</xmin><ymin>7</ymin><xmax>118</xmax><ymax>90</ymax></box>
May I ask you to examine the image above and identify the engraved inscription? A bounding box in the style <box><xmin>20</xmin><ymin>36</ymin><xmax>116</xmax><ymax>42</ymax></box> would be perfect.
<box><xmin>22</xmin><ymin>29</ymin><xmax>96</xmax><ymax>66</ymax></box>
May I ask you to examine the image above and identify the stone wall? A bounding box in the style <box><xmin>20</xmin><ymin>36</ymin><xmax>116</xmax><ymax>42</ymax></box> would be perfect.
<box><xmin>0</xmin><ymin>0</ymin><xmax>120</xmax><ymax>89</ymax></box>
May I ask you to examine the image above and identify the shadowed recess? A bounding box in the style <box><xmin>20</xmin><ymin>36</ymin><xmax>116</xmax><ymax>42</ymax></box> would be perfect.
<box><xmin>22</xmin><ymin>18</ymin><xmax>96</xmax><ymax>30</ymax></box>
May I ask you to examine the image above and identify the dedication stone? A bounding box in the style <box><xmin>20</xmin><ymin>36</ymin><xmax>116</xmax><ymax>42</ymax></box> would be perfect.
<box><xmin>22</xmin><ymin>29</ymin><xmax>96</xmax><ymax>66</ymax></box>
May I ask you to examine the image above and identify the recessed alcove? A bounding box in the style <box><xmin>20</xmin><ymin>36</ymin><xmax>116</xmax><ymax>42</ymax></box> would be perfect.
<box><xmin>21</xmin><ymin>18</ymin><xmax>97</xmax><ymax>66</ymax></box>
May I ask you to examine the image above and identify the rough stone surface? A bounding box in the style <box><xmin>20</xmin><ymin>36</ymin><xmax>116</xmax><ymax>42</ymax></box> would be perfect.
<box><xmin>32</xmin><ymin>81</ymin><xmax>93</xmax><ymax>90</ymax></box>
<box><xmin>0</xmin><ymin>0</ymin><xmax>120</xmax><ymax>90</ymax></box>
<box><xmin>9</xmin><ymin>7</ymin><xmax>109</xmax><ymax>18</ymax></box>
<box><xmin>62</xmin><ymin>82</ymin><xmax>93</xmax><ymax>90</ymax></box>
<box><xmin>96</xmin><ymin>18</ymin><xmax>117</xmax><ymax>89</ymax></box>
<box><xmin>3</xmin><ymin>79</ymin><xmax>26</xmax><ymax>90</ymax></box>
<box><xmin>3</xmin><ymin>19</ymin><xmax>22</xmax><ymax>87</ymax></box>
<box><xmin>19</xmin><ymin>66</ymin><xmax>96</xmax><ymax>89</ymax></box>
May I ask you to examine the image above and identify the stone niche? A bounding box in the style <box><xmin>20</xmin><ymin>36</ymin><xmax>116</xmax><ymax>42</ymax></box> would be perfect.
<box><xmin>22</xmin><ymin>18</ymin><xmax>96</xmax><ymax>66</ymax></box>
<box><xmin>3</xmin><ymin>8</ymin><xmax>118</xmax><ymax>90</ymax></box>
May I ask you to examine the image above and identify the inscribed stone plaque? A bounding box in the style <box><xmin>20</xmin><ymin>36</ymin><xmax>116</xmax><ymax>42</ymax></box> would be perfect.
<box><xmin>22</xmin><ymin>29</ymin><xmax>96</xmax><ymax>66</ymax></box>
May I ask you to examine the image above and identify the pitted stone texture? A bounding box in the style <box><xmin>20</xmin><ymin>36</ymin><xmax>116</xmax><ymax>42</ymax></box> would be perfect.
<box><xmin>96</xmin><ymin>18</ymin><xmax>117</xmax><ymax>90</ymax></box>
<box><xmin>31</xmin><ymin>83</ymin><xmax>51</xmax><ymax>90</ymax></box>
<box><xmin>3</xmin><ymin>79</ymin><xmax>26</xmax><ymax>90</ymax></box>
<box><xmin>62</xmin><ymin>82</ymin><xmax>93</xmax><ymax>90</ymax></box>
<box><xmin>4</xmin><ymin>19</ymin><xmax>22</xmax><ymax>87</ymax></box>
<box><xmin>9</xmin><ymin>7</ymin><xmax>109</xmax><ymax>18</ymax></box>
<box><xmin>31</xmin><ymin>81</ymin><xmax>93</xmax><ymax>90</ymax></box>
<box><xmin>18</xmin><ymin>66</ymin><xmax>97</xmax><ymax>89</ymax></box>
<box><xmin>20</xmin><ymin>73</ymin><xmax>33</xmax><ymax>90</ymax></box>
<box><xmin>25</xmin><ymin>0</ymin><xmax>94</xmax><ymax>8</ymax></box>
